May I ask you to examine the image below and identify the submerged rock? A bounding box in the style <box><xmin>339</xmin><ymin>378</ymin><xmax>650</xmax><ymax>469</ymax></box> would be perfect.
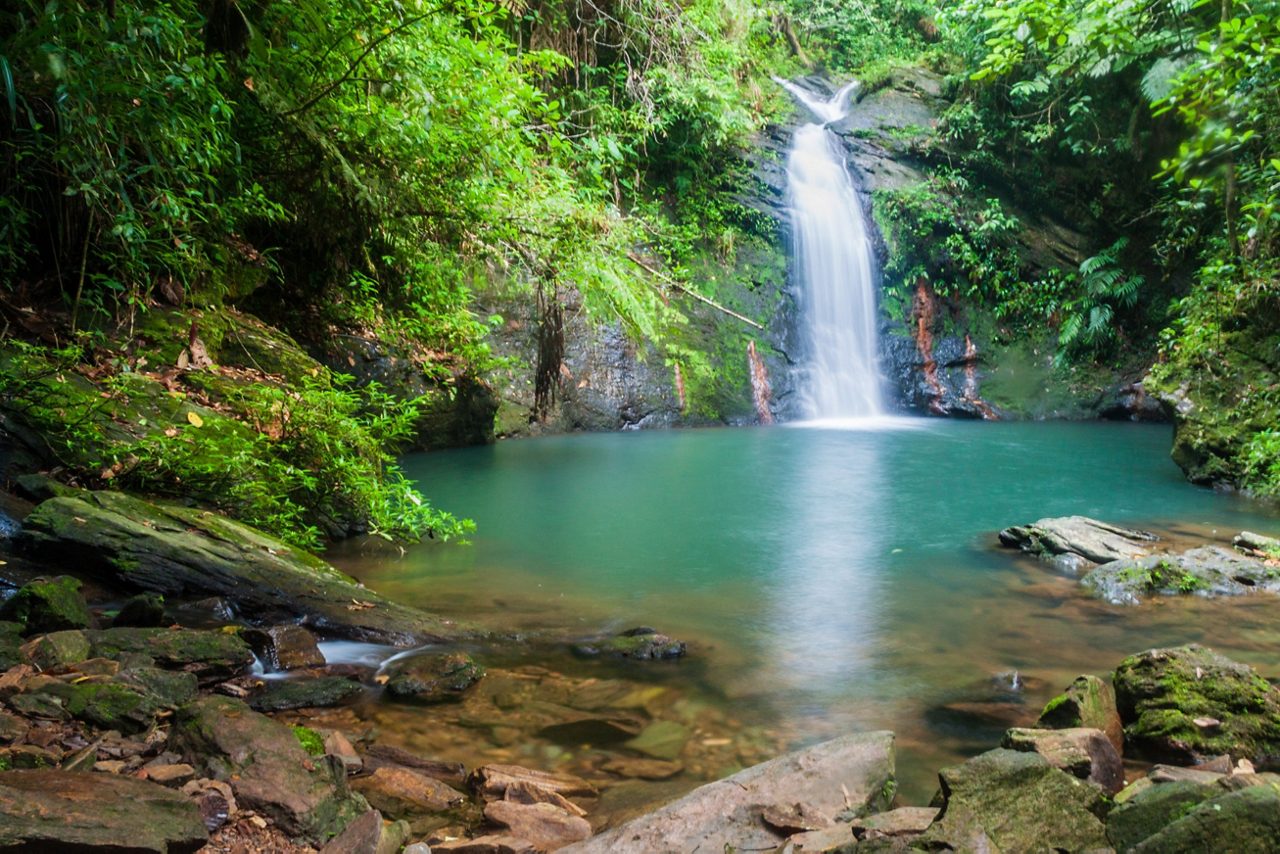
<box><xmin>171</xmin><ymin>695</ymin><xmax>367</xmax><ymax>843</ymax></box>
<box><xmin>1114</xmin><ymin>645</ymin><xmax>1280</xmax><ymax>767</ymax></box>
<box><xmin>1001</xmin><ymin>726</ymin><xmax>1124</xmax><ymax>794</ymax></box>
<box><xmin>560</xmin><ymin>731</ymin><xmax>894</xmax><ymax>854</ymax></box>
<box><xmin>1083</xmin><ymin>545</ymin><xmax>1280</xmax><ymax>604</ymax></box>
<box><xmin>247</xmin><ymin>675</ymin><xmax>364</xmax><ymax>712</ymax></box>
<box><xmin>384</xmin><ymin>651</ymin><xmax>485</xmax><ymax>703</ymax></box>
<box><xmin>20</xmin><ymin>489</ymin><xmax>473</xmax><ymax>644</ymax></box>
<box><xmin>998</xmin><ymin>516</ymin><xmax>1158</xmax><ymax>568</ymax></box>
<box><xmin>1038</xmin><ymin>674</ymin><xmax>1124</xmax><ymax>754</ymax></box>
<box><xmin>571</xmin><ymin>627</ymin><xmax>687</xmax><ymax>661</ymax></box>
<box><xmin>0</xmin><ymin>576</ymin><xmax>92</xmax><ymax>634</ymax></box>
<box><xmin>917</xmin><ymin>748</ymin><xmax>1108</xmax><ymax>852</ymax></box>
<box><xmin>0</xmin><ymin>768</ymin><xmax>208</xmax><ymax>852</ymax></box>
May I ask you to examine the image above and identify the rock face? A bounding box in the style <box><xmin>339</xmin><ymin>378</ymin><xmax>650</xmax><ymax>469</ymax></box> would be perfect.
<box><xmin>0</xmin><ymin>769</ymin><xmax>208</xmax><ymax>852</ymax></box>
<box><xmin>172</xmin><ymin>695</ymin><xmax>368</xmax><ymax>843</ymax></box>
<box><xmin>998</xmin><ymin>516</ymin><xmax>1158</xmax><ymax>569</ymax></box>
<box><xmin>1082</xmin><ymin>545</ymin><xmax>1280</xmax><ymax>604</ymax></box>
<box><xmin>1114</xmin><ymin>645</ymin><xmax>1280</xmax><ymax>767</ymax></box>
<box><xmin>1001</xmin><ymin>726</ymin><xmax>1125</xmax><ymax>794</ymax></box>
<box><xmin>20</xmin><ymin>489</ymin><xmax>472</xmax><ymax>644</ymax></box>
<box><xmin>384</xmin><ymin>651</ymin><xmax>485</xmax><ymax>702</ymax></box>
<box><xmin>917</xmin><ymin>748</ymin><xmax>1109</xmax><ymax>852</ymax></box>
<box><xmin>560</xmin><ymin>731</ymin><xmax>895</xmax><ymax>854</ymax></box>
<box><xmin>1038</xmin><ymin>674</ymin><xmax>1124</xmax><ymax>754</ymax></box>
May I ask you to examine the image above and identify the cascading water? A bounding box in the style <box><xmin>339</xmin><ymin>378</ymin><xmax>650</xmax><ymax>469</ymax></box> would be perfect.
<box><xmin>778</xmin><ymin>79</ymin><xmax>885</xmax><ymax>420</ymax></box>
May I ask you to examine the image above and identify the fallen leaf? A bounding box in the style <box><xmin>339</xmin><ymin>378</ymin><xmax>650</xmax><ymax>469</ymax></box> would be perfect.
<box><xmin>186</xmin><ymin>411</ymin><xmax>204</xmax><ymax>428</ymax></box>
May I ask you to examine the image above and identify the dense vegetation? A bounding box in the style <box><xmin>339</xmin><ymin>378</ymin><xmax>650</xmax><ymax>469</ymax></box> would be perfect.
<box><xmin>1</xmin><ymin>0</ymin><xmax>1277</xmax><ymax>545</ymax></box>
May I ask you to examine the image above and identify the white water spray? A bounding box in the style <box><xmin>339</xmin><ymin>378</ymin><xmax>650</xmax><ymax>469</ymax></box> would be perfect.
<box><xmin>778</xmin><ymin>78</ymin><xmax>884</xmax><ymax>420</ymax></box>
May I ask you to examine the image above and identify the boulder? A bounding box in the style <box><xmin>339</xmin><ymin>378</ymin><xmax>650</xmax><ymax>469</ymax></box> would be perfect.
<box><xmin>1038</xmin><ymin>674</ymin><xmax>1123</xmax><ymax>753</ymax></box>
<box><xmin>171</xmin><ymin>695</ymin><xmax>367</xmax><ymax>843</ymax></box>
<box><xmin>384</xmin><ymin>651</ymin><xmax>485</xmax><ymax>702</ymax></box>
<box><xmin>319</xmin><ymin>808</ymin><xmax>410</xmax><ymax>854</ymax></box>
<box><xmin>1113</xmin><ymin>645</ymin><xmax>1280</xmax><ymax>767</ymax></box>
<box><xmin>0</xmin><ymin>576</ymin><xmax>91</xmax><ymax>634</ymax></box>
<box><xmin>483</xmin><ymin>800</ymin><xmax>592</xmax><ymax>851</ymax></box>
<box><xmin>998</xmin><ymin>516</ymin><xmax>1157</xmax><ymax>567</ymax></box>
<box><xmin>559</xmin><ymin>732</ymin><xmax>894</xmax><ymax>854</ymax></box>
<box><xmin>1001</xmin><ymin>726</ymin><xmax>1124</xmax><ymax>794</ymax></box>
<box><xmin>0</xmin><ymin>622</ymin><xmax>24</xmax><ymax>670</ymax></box>
<box><xmin>86</xmin><ymin>626</ymin><xmax>253</xmax><ymax>685</ymax></box>
<box><xmin>113</xmin><ymin>592</ymin><xmax>168</xmax><ymax>628</ymax></box>
<box><xmin>1234</xmin><ymin>530</ymin><xmax>1280</xmax><ymax>554</ymax></box>
<box><xmin>1083</xmin><ymin>546</ymin><xmax>1280</xmax><ymax>604</ymax></box>
<box><xmin>243</xmin><ymin>624</ymin><xmax>324</xmax><ymax>671</ymax></box>
<box><xmin>916</xmin><ymin>748</ymin><xmax>1108</xmax><ymax>852</ymax></box>
<box><xmin>571</xmin><ymin>627</ymin><xmax>686</xmax><ymax>660</ymax></box>
<box><xmin>0</xmin><ymin>768</ymin><xmax>207</xmax><ymax>852</ymax></box>
<box><xmin>1131</xmin><ymin>783</ymin><xmax>1280</xmax><ymax>852</ymax></box>
<box><xmin>362</xmin><ymin>743</ymin><xmax>467</xmax><ymax>786</ymax></box>
<box><xmin>20</xmin><ymin>489</ymin><xmax>473</xmax><ymax>644</ymax></box>
<box><xmin>247</xmin><ymin>675</ymin><xmax>364</xmax><ymax>712</ymax></box>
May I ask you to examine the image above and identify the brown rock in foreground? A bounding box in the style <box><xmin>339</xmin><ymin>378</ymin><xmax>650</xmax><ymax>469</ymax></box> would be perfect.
<box><xmin>0</xmin><ymin>769</ymin><xmax>208</xmax><ymax>852</ymax></box>
<box><xmin>560</xmin><ymin>731</ymin><xmax>894</xmax><ymax>854</ymax></box>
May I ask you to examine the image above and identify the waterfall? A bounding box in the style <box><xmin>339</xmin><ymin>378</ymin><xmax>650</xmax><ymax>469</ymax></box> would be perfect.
<box><xmin>778</xmin><ymin>79</ymin><xmax>885</xmax><ymax>420</ymax></box>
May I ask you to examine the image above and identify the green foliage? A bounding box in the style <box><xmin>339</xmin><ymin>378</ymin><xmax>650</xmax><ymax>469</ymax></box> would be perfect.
<box><xmin>291</xmin><ymin>725</ymin><xmax>325</xmax><ymax>756</ymax></box>
<box><xmin>781</xmin><ymin>0</ymin><xmax>945</xmax><ymax>72</ymax></box>
<box><xmin>0</xmin><ymin>341</ymin><xmax>471</xmax><ymax>550</ymax></box>
<box><xmin>1056</xmin><ymin>238</ymin><xmax>1143</xmax><ymax>362</ymax></box>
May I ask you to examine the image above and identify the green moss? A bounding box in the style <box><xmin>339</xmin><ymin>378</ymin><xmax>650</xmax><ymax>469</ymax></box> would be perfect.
<box><xmin>0</xmin><ymin>576</ymin><xmax>92</xmax><ymax>635</ymax></box>
<box><xmin>292</xmin><ymin>725</ymin><xmax>326</xmax><ymax>756</ymax></box>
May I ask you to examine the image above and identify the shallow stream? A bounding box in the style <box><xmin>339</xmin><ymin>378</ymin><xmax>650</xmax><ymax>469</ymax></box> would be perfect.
<box><xmin>325</xmin><ymin>420</ymin><xmax>1280</xmax><ymax>820</ymax></box>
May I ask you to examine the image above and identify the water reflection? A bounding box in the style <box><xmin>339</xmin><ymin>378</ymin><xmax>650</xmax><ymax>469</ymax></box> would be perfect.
<box><xmin>762</xmin><ymin>430</ymin><xmax>886</xmax><ymax>705</ymax></box>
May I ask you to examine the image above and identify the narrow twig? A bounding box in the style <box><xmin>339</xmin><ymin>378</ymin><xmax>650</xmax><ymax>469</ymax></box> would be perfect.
<box><xmin>626</xmin><ymin>252</ymin><xmax>764</xmax><ymax>330</ymax></box>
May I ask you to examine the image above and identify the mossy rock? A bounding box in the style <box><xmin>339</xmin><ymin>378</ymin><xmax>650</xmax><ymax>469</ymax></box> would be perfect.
<box><xmin>917</xmin><ymin>748</ymin><xmax>1109</xmax><ymax>852</ymax></box>
<box><xmin>113</xmin><ymin>592</ymin><xmax>167</xmax><ymax>628</ymax></box>
<box><xmin>172</xmin><ymin>695</ymin><xmax>367</xmax><ymax>843</ymax></box>
<box><xmin>86</xmin><ymin>627</ymin><xmax>253</xmax><ymax>685</ymax></box>
<box><xmin>1039</xmin><ymin>674</ymin><xmax>1123</xmax><ymax>753</ymax></box>
<box><xmin>1106</xmin><ymin>779</ymin><xmax>1218</xmax><ymax>851</ymax></box>
<box><xmin>1114</xmin><ymin>645</ymin><xmax>1280</xmax><ymax>767</ymax></box>
<box><xmin>248</xmin><ymin>676</ymin><xmax>364</xmax><ymax>712</ymax></box>
<box><xmin>19</xmin><ymin>630</ymin><xmax>91</xmax><ymax>671</ymax></box>
<box><xmin>384</xmin><ymin>652</ymin><xmax>484</xmax><ymax>703</ymax></box>
<box><xmin>572</xmin><ymin>627</ymin><xmax>687</xmax><ymax>660</ymax></box>
<box><xmin>0</xmin><ymin>577</ymin><xmax>91</xmax><ymax>635</ymax></box>
<box><xmin>1131</xmin><ymin>783</ymin><xmax>1280</xmax><ymax>852</ymax></box>
<box><xmin>22</xmin><ymin>489</ymin><xmax>473</xmax><ymax>644</ymax></box>
<box><xmin>0</xmin><ymin>622</ymin><xmax>27</xmax><ymax>670</ymax></box>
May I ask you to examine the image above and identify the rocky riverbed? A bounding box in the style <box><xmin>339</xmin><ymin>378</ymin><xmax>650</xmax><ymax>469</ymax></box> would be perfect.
<box><xmin>2</xmin><ymin>486</ymin><xmax>1280</xmax><ymax>851</ymax></box>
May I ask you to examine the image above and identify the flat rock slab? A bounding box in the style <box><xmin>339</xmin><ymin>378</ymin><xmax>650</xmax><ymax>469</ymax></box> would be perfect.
<box><xmin>999</xmin><ymin>516</ymin><xmax>1157</xmax><ymax>567</ymax></box>
<box><xmin>0</xmin><ymin>768</ymin><xmax>208</xmax><ymax>852</ymax></box>
<box><xmin>20</xmin><ymin>489</ymin><xmax>472</xmax><ymax>644</ymax></box>
<box><xmin>1083</xmin><ymin>545</ymin><xmax>1280</xmax><ymax>604</ymax></box>
<box><xmin>560</xmin><ymin>731</ymin><xmax>894</xmax><ymax>854</ymax></box>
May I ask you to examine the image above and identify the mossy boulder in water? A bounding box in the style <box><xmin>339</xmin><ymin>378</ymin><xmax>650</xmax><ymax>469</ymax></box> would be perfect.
<box><xmin>572</xmin><ymin>627</ymin><xmax>687</xmax><ymax>660</ymax></box>
<box><xmin>917</xmin><ymin>748</ymin><xmax>1109</xmax><ymax>852</ymax></box>
<box><xmin>998</xmin><ymin>516</ymin><xmax>1157</xmax><ymax>571</ymax></box>
<box><xmin>21</xmin><ymin>489</ymin><xmax>473</xmax><ymax>644</ymax></box>
<box><xmin>384</xmin><ymin>652</ymin><xmax>484</xmax><ymax>703</ymax></box>
<box><xmin>1083</xmin><ymin>546</ymin><xmax>1280</xmax><ymax>604</ymax></box>
<box><xmin>248</xmin><ymin>676</ymin><xmax>364</xmax><ymax>712</ymax></box>
<box><xmin>172</xmin><ymin>695</ymin><xmax>367</xmax><ymax>843</ymax></box>
<box><xmin>1039</xmin><ymin>674</ymin><xmax>1124</xmax><ymax>753</ymax></box>
<box><xmin>0</xmin><ymin>576</ymin><xmax>91</xmax><ymax>634</ymax></box>
<box><xmin>1113</xmin><ymin>645</ymin><xmax>1280</xmax><ymax>767</ymax></box>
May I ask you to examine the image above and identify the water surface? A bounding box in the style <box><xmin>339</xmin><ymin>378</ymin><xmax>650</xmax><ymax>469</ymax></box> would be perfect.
<box><xmin>329</xmin><ymin>421</ymin><xmax>1280</xmax><ymax>808</ymax></box>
